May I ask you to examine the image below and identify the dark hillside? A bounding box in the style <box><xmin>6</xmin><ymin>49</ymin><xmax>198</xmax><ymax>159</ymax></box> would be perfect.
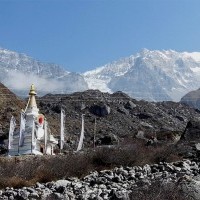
<box><xmin>37</xmin><ymin>90</ymin><xmax>200</xmax><ymax>149</ymax></box>
<box><xmin>180</xmin><ymin>88</ymin><xmax>200</xmax><ymax>110</ymax></box>
<box><xmin>0</xmin><ymin>83</ymin><xmax>25</xmax><ymax>139</ymax></box>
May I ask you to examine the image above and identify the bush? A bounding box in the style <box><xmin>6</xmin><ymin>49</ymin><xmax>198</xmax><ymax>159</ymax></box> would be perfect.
<box><xmin>0</xmin><ymin>176</ymin><xmax>32</xmax><ymax>189</ymax></box>
<box><xmin>0</xmin><ymin>138</ymin><xmax>182</xmax><ymax>189</ymax></box>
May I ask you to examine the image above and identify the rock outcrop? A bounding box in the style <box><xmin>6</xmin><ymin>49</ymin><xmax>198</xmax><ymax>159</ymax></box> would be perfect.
<box><xmin>1</xmin><ymin>87</ymin><xmax>200</xmax><ymax>154</ymax></box>
<box><xmin>181</xmin><ymin>119</ymin><xmax>200</xmax><ymax>142</ymax></box>
<box><xmin>181</xmin><ymin>88</ymin><xmax>200</xmax><ymax>110</ymax></box>
<box><xmin>37</xmin><ymin>90</ymin><xmax>200</xmax><ymax>149</ymax></box>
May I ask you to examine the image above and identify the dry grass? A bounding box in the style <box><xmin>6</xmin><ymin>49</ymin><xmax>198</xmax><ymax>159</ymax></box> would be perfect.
<box><xmin>0</xmin><ymin>139</ymin><xmax>182</xmax><ymax>189</ymax></box>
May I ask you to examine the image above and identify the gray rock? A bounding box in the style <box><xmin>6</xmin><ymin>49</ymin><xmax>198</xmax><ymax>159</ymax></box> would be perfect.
<box><xmin>162</xmin><ymin>171</ymin><xmax>169</xmax><ymax>178</ymax></box>
<box><xmin>17</xmin><ymin>190</ymin><xmax>30</xmax><ymax>199</ymax></box>
<box><xmin>190</xmin><ymin>162</ymin><xmax>199</xmax><ymax>171</ymax></box>
<box><xmin>117</xmin><ymin>107</ymin><xmax>129</xmax><ymax>115</ymax></box>
<box><xmin>55</xmin><ymin>180</ymin><xmax>71</xmax><ymax>188</ymax></box>
<box><xmin>89</xmin><ymin>104</ymin><xmax>111</xmax><ymax>117</ymax></box>
<box><xmin>165</xmin><ymin>163</ymin><xmax>174</xmax><ymax>171</ymax></box>
<box><xmin>47</xmin><ymin>192</ymin><xmax>65</xmax><ymax>200</ymax></box>
<box><xmin>97</xmin><ymin>177</ymin><xmax>107</xmax><ymax>184</ymax></box>
<box><xmin>181</xmin><ymin>119</ymin><xmax>200</xmax><ymax>142</ymax></box>
<box><xmin>1</xmin><ymin>196</ymin><xmax>8</xmax><ymax>200</ymax></box>
<box><xmin>154</xmin><ymin>172</ymin><xmax>163</xmax><ymax>179</ymax></box>
<box><xmin>174</xmin><ymin>166</ymin><xmax>182</xmax><ymax>172</ymax></box>
<box><xmin>8</xmin><ymin>195</ymin><xmax>14</xmax><ymax>200</ymax></box>
<box><xmin>112</xmin><ymin>175</ymin><xmax>121</xmax><ymax>183</ymax></box>
<box><xmin>65</xmin><ymin>192</ymin><xmax>75</xmax><ymax>200</ymax></box>
<box><xmin>143</xmin><ymin>164</ymin><xmax>151</xmax><ymax>175</ymax></box>
<box><xmin>26</xmin><ymin>187</ymin><xmax>36</xmax><ymax>193</ymax></box>
<box><xmin>135</xmin><ymin>172</ymin><xmax>142</xmax><ymax>178</ymax></box>
<box><xmin>124</xmin><ymin>101</ymin><xmax>136</xmax><ymax>110</ymax></box>
<box><xmin>36</xmin><ymin>182</ymin><xmax>45</xmax><ymax>189</ymax></box>
<box><xmin>109</xmin><ymin>189</ymin><xmax>130</xmax><ymax>200</ymax></box>
<box><xmin>46</xmin><ymin>181</ymin><xmax>55</xmax><ymax>189</ymax></box>
<box><xmin>28</xmin><ymin>192</ymin><xmax>40</xmax><ymax>199</ymax></box>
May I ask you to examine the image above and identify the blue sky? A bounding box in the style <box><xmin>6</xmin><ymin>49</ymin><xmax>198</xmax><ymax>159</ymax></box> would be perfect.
<box><xmin>0</xmin><ymin>0</ymin><xmax>200</xmax><ymax>72</ymax></box>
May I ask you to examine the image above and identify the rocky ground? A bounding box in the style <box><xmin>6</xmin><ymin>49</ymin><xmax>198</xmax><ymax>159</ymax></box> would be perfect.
<box><xmin>0</xmin><ymin>85</ymin><xmax>200</xmax><ymax>152</ymax></box>
<box><xmin>37</xmin><ymin>90</ymin><xmax>200</xmax><ymax>150</ymax></box>
<box><xmin>1</xmin><ymin>159</ymin><xmax>200</xmax><ymax>200</ymax></box>
<box><xmin>1</xmin><ymin>86</ymin><xmax>200</xmax><ymax>199</ymax></box>
<box><xmin>1</xmin><ymin>117</ymin><xmax>200</xmax><ymax>199</ymax></box>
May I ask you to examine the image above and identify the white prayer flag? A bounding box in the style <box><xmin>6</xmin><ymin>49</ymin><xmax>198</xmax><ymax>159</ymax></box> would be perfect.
<box><xmin>8</xmin><ymin>116</ymin><xmax>16</xmax><ymax>149</ymax></box>
<box><xmin>60</xmin><ymin>108</ymin><xmax>65</xmax><ymax>150</ymax></box>
<box><xmin>19</xmin><ymin>112</ymin><xmax>26</xmax><ymax>147</ymax></box>
<box><xmin>76</xmin><ymin>114</ymin><xmax>85</xmax><ymax>152</ymax></box>
<box><xmin>44</xmin><ymin>119</ymin><xmax>47</xmax><ymax>154</ymax></box>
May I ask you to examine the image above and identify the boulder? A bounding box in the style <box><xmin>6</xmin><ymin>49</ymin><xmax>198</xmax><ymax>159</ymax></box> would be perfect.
<box><xmin>96</xmin><ymin>135</ymin><xmax>117</xmax><ymax>145</ymax></box>
<box><xmin>109</xmin><ymin>189</ymin><xmax>130</xmax><ymax>200</ymax></box>
<box><xmin>181</xmin><ymin>119</ymin><xmax>200</xmax><ymax>142</ymax></box>
<box><xmin>55</xmin><ymin>180</ymin><xmax>71</xmax><ymax>188</ymax></box>
<box><xmin>136</xmin><ymin>113</ymin><xmax>153</xmax><ymax>119</ymax></box>
<box><xmin>124</xmin><ymin>101</ymin><xmax>136</xmax><ymax>110</ymax></box>
<box><xmin>117</xmin><ymin>107</ymin><xmax>129</xmax><ymax>115</ymax></box>
<box><xmin>89</xmin><ymin>104</ymin><xmax>111</xmax><ymax>117</ymax></box>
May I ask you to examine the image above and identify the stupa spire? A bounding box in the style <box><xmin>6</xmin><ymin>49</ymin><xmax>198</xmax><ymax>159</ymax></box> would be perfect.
<box><xmin>26</xmin><ymin>84</ymin><xmax>38</xmax><ymax>111</ymax></box>
<box><xmin>29</xmin><ymin>84</ymin><xmax>37</xmax><ymax>96</ymax></box>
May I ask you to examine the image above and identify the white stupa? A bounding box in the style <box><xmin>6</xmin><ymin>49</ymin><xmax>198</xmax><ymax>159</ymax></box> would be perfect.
<box><xmin>8</xmin><ymin>84</ymin><xmax>58</xmax><ymax>156</ymax></box>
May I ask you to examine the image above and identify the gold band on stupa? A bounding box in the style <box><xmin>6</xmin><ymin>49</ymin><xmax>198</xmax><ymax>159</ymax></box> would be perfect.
<box><xmin>29</xmin><ymin>84</ymin><xmax>37</xmax><ymax>95</ymax></box>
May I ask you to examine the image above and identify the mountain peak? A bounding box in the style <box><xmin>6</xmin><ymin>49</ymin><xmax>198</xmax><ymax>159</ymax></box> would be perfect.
<box><xmin>84</xmin><ymin>49</ymin><xmax>200</xmax><ymax>102</ymax></box>
<box><xmin>1</xmin><ymin>46</ymin><xmax>200</xmax><ymax>102</ymax></box>
<box><xmin>0</xmin><ymin>47</ymin><xmax>88</xmax><ymax>96</ymax></box>
<box><xmin>140</xmin><ymin>48</ymin><xmax>150</xmax><ymax>53</ymax></box>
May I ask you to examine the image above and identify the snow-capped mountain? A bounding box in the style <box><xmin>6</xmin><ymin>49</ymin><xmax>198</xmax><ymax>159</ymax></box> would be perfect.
<box><xmin>84</xmin><ymin>49</ymin><xmax>200</xmax><ymax>101</ymax></box>
<box><xmin>1</xmin><ymin>47</ymin><xmax>200</xmax><ymax>102</ymax></box>
<box><xmin>0</xmin><ymin>47</ymin><xmax>88</xmax><ymax>96</ymax></box>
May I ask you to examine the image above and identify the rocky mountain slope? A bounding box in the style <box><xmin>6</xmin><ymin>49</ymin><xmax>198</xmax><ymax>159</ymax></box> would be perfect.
<box><xmin>0</xmin><ymin>82</ymin><xmax>200</xmax><ymax>151</ymax></box>
<box><xmin>0</xmin><ymin>47</ymin><xmax>88</xmax><ymax>96</ymax></box>
<box><xmin>2</xmin><ymin>47</ymin><xmax>200</xmax><ymax>102</ymax></box>
<box><xmin>2</xmin><ymin>85</ymin><xmax>200</xmax><ymax>199</ymax></box>
<box><xmin>84</xmin><ymin>49</ymin><xmax>200</xmax><ymax>101</ymax></box>
<box><xmin>180</xmin><ymin>88</ymin><xmax>200</xmax><ymax>110</ymax></box>
<box><xmin>0</xmin><ymin>83</ymin><xmax>25</xmax><ymax>140</ymax></box>
<box><xmin>36</xmin><ymin>90</ymin><xmax>200</xmax><ymax>149</ymax></box>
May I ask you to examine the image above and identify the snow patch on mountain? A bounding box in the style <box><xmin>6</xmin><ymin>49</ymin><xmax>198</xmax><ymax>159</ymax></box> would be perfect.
<box><xmin>0</xmin><ymin>48</ymin><xmax>88</xmax><ymax>96</ymax></box>
<box><xmin>83</xmin><ymin>56</ymin><xmax>136</xmax><ymax>93</ymax></box>
<box><xmin>84</xmin><ymin>49</ymin><xmax>200</xmax><ymax>101</ymax></box>
<box><xmin>183</xmin><ymin>52</ymin><xmax>200</xmax><ymax>62</ymax></box>
<box><xmin>1</xmin><ymin>47</ymin><xmax>200</xmax><ymax>102</ymax></box>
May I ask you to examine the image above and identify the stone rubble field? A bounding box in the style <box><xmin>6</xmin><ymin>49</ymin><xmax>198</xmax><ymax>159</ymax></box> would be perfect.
<box><xmin>1</xmin><ymin>159</ymin><xmax>200</xmax><ymax>200</ymax></box>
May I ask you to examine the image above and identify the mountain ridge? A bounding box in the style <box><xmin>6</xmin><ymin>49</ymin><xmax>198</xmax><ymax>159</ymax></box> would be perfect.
<box><xmin>84</xmin><ymin>49</ymin><xmax>200</xmax><ymax>101</ymax></box>
<box><xmin>0</xmin><ymin>48</ymin><xmax>88</xmax><ymax>96</ymax></box>
<box><xmin>1</xmin><ymin>47</ymin><xmax>200</xmax><ymax>101</ymax></box>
